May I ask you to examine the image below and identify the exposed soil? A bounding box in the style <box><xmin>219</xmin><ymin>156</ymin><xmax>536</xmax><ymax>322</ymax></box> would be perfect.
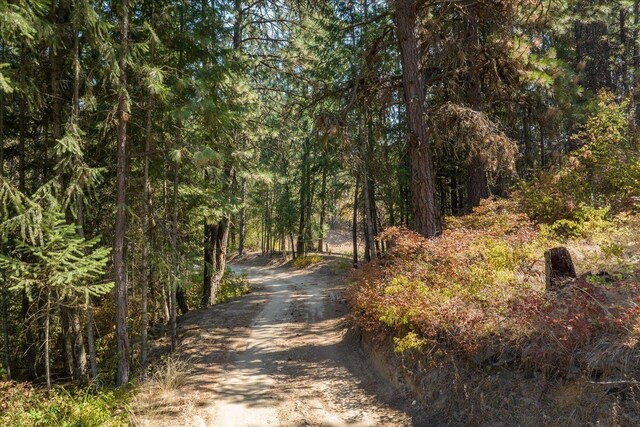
<box><xmin>135</xmin><ymin>256</ymin><xmax>425</xmax><ymax>426</ymax></box>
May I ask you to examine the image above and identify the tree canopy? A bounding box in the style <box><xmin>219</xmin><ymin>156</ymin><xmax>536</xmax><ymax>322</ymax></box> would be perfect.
<box><xmin>1</xmin><ymin>0</ymin><xmax>640</xmax><ymax>401</ymax></box>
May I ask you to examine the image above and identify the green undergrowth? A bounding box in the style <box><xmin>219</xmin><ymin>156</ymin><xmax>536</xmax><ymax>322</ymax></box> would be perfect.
<box><xmin>292</xmin><ymin>254</ymin><xmax>323</xmax><ymax>268</ymax></box>
<box><xmin>328</xmin><ymin>257</ymin><xmax>353</xmax><ymax>274</ymax></box>
<box><xmin>216</xmin><ymin>268</ymin><xmax>251</xmax><ymax>303</ymax></box>
<box><xmin>0</xmin><ymin>381</ymin><xmax>131</xmax><ymax>427</ymax></box>
<box><xmin>183</xmin><ymin>267</ymin><xmax>252</xmax><ymax>307</ymax></box>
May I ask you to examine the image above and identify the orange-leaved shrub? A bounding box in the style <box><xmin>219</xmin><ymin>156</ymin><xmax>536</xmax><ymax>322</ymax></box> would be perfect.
<box><xmin>349</xmin><ymin>198</ymin><xmax>640</xmax><ymax>376</ymax></box>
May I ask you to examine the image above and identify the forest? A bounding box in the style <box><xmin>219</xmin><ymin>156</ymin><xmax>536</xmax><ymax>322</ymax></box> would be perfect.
<box><xmin>2</xmin><ymin>0</ymin><xmax>640</xmax><ymax>425</ymax></box>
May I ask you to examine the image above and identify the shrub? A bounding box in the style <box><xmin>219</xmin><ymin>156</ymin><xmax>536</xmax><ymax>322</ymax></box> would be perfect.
<box><xmin>292</xmin><ymin>254</ymin><xmax>323</xmax><ymax>268</ymax></box>
<box><xmin>541</xmin><ymin>204</ymin><xmax>613</xmax><ymax>238</ymax></box>
<box><xmin>216</xmin><ymin>269</ymin><xmax>251</xmax><ymax>304</ymax></box>
<box><xmin>0</xmin><ymin>381</ymin><xmax>130</xmax><ymax>427</ymax></box>
<box><xmin>517</xmin><ymin>92</ymin><xmax>640</xmax><ymax>225</ymax></box>
<box><xmin>349</xmin><ymin>198</ymin><xmax>640</xmax><ymax>377</ymax></box>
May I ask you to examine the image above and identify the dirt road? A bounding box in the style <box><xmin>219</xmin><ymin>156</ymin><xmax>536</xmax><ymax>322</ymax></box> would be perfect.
<box><xmin>136</xmin><ymin>258</ymin><xmax>424</xmax><ymax>426</ymax></box>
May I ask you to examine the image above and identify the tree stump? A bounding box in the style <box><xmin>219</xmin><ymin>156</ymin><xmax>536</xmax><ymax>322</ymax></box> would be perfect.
<box><xmin>545</xmin><ymin>247</ymin><xmax>576</xmax><ymax>290</ymax></box>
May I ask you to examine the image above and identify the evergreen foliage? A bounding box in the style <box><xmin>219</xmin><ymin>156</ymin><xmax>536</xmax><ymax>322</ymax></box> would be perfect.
<box><xmin>2</xmin><ymin>0</ymin><xmax>640</xmax><ymax>422</ymax></box>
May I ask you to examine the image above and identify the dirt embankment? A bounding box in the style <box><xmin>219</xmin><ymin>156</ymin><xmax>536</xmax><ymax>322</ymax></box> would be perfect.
<box><xmin>360</xmin><ymin>330</ymin><xmax>640</xmax><ymax>426</ymax></box>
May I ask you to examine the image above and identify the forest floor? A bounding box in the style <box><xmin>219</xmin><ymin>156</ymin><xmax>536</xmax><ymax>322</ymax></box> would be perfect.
<box><xmin>134</xmin><ymin>255</ymin><xmax>425</xmax><ymax>426</ymax></box>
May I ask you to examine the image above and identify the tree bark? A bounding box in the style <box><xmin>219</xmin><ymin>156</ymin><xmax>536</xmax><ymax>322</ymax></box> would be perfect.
<box><xmin>61</xmin><ymin>305</ymin><xmax>74</xmax><ymax>379</ymax></box>
<box><xmin>393</xmin><ymin>0</ymin><xmax>439</xmax><ymax>237</ymax></box>
<box><xmin>297</xmin><ymin>139</ymin><xmax>309</xmax><ymax>256</ymax></box>
<box><xmin>352</xmin><ymin>176</ymin><xmax>359</xmax><ymax>268</ymax></box>
<box><xmin>450</xmin><ymin>172</ymin><xmax>460</xmax><ymax>215</ymax></box>
<box><xmin>540</xmin><ymin>126</ymin><xmax>545</xmax><ymax>168</ymax></box>
<box><xmin>215</xmin><ymin>218</ymin><xmax>230</xmax><ymax>283</ymax></box>
<box><xmin>633</xmin><ymin>0</ymin><xmax>640</xmax><ymax>122</ymax></box>
<box><xmin>464</xmin><ymin>11</ymin><xmax>488</xmax><ymax>210</ymax></box>
<box><xmin>545</xmin><ymin>247</ymin><xmax>577</xmax><ymax>291</ymax></box>
<box><xmin>172</xmin><ymin>157</ymin><xmax>188</xmax><ymax>316</ymax></box>
<box><xmin>160</xmin><ymin>279</ymin><xmax>170</xmax><ymax>323</ymax></box>
<box><xmin>85</xmin><ymin>295</ymin><xmax>97</xmax><ymax>379</ymax></box>
<box><xmin>1</xmin><ymin>274</ymin><xmax>9</xmax><ymax>381</ymax></box>
<box><xmin>317</xmin><ymin>166</ymin><xmax>327</xmax><ymax>252</ymax></box>
<box><xmin>170</xmin><ymin>160</ymin><xmax>181</xmax><ymax>350</ymax></box>
<box><xmin>71</xmin><ymin>13</ymin><xmax>88</xmax><ymax>383</ymax></box>
<box><xmin>238</xmin><ymin>178</ymin><xmax>247</xmax><ymax>256</ymax></box>
<box><xmin>140</xmin><ymin>86</ymin><xmax>153</xmax><ymax>377</ymax></box>
<box><xmin>70</xmin><ymin>306</ymin><xmax>86</xmax><ymax>381</ymax></box>
<box><xmin>363</xmin><ymin>184</ymin><xmax>371</xmax><ymax>263</ymax></box>
<box><xmin>202</xmin><ymin>218</ymin><xmax>230</xmax><ymax>307</ymax></box>
<box><xmin>467</xmin><ymin>155</ymin><xmax>488</xmax><ymax>211</ymax></box>
<box><xmin>0</xmin><ymin>50</ymin><xmax>10</xmax><ymax>380</ymax></box>
<box><xmin>304</xmin><ymin>171</ymin><xmax>314</xmax><ymax>253</ymax></box>
<box><xmin>44</xmin><ymin>288</ymin><xmax>51</xmax><ymax>390</ymax></box>
<box><xmin>202</xmin><ymin>220</ymin><xmax>216</xmax><ymax>307</ymax></box>
<box><xmin>114</xmin><ymin>0</ymin><xmax>130</xmax><ymax>387</ymax></box>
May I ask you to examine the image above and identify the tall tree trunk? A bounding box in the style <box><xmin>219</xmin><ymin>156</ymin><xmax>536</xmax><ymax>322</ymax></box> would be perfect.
<box><xmin>1</xmin><ymin>272</ymin><xmax>9</xmax><ymax>381</ymax></box>
<box><xmin>61</xmin><ymin>305</ymin><xmax>74</xmax><ymax>379</ymax></box>
<box><xmin>634</xmin><ymin>0</ymin><xmax>640</xmax><ymax>122</ymax></box>
<box><xmin>170</xmin><ymin>161</ymin><xmax>181</xmax><ymax>350</ymax></box>
<box><xmin>317</xmin><ymin>167</ymin><xmax>327</xmax><ymax>253</ymax></box>
<box><xmin>234</xmin><ymin>0</ymin><xmax>246</xmax><ymax>258</ymax></box>
<box><xmin>0</xmin><ymin>72</ymin><xmax>10</xmax><ymax>380</ymax></box>
<box><xmin>361</xmin><ymin>113</ymin><xmax>376</xmax><ymax>261</ymax></box>
<box><xmin>467</xmin><ymin>155</ymin><xmax>488</xmax><ymax>211</ymax></box>
<box><xmin>21</xmin><ymin>288</ymin><xmax>34</xmax><ymax>378</ymax></box>
<box><xmin>297</xmin><ymin>140</ymin><xmax>309</xmax><ymax>256</ymax></box>
<box><xmin>44</xmin><ymin>288</ymin><xmax>51</xmax><ymax>390</ymax></box>
<box><xmin>266</xmin><ymin>200</ymin><xmax>271</xmax><ymax>255</ymax></box>
<box><xmin>202</xmin><ymin>217</ymin><xmax>230</xmax><ymax>307</ymax></box>
<box><xmin>289</xmin><ymin>232</ymin><xmax>296</xmax><ymax>259</ymax></box>
<box><xmin>238</xmin><ymin>178</ymin><xmax>247</xmax><ymax>256</ymax></box>
<box><xmin>176</xmin><ymin>284</ymin><xmax>188</xmax><ymax>316</ymax></box>
<box><xmin>139</xmin><ymin>0</ymin><xmax>158</xmax><ymax>376</ymax></box>
<box><xmin>363</xmin><ymin>187</ymin><xmax>371</xmax><ymax>263</ymax></box>
<box><xmin>114</xmin><ymin>0</ymin><xmax>130</xmax><ymax>387</ymax></box>
<box><xmin>621</xmin><ymin>9</ymin><xmax>628</xmax><ymax>95</ymax></box>
<box><xmin>70</xmin><ymin>306</ymin><xmax>86</xmax><ymax>381</ymax></box>
<box><xmin>172</xmin><ymin>154</ymin><xmax>188</xmax><ymax>316</ymax></box>
<box><xmin>215</xmin><ymin>218</ymin><xmax>230</xmax><ymax>282</ymax></box>
<box><xmin>450</xmin><ymin>172</ymin><xmax>460</xmax><ymax>215</ymax></box>
<box><xmin>362</xmin><ymin>180</ymin><xmax>376</xmax><ymax>262</ymax></box>
<box><xmin>140</xmin><ymin>90</ymin><xmax>153</xmax><ymax>377</ymax></box>
<box><xmin>540</xmin><ymin>126</ymin><xmax>546</xmax><ymax>168</ymax></box>
<box><xmin>465</xmin><ymin>12</ymin><xmax>488</xmax><ymax>210</ymax></box>
<box><xmin>304</xmin><ymin>168</ymin><xmax>314</xmax><ymax>253</ymax></box>
<box><xmin>522</xmin><ymin>105</ymin><xmax>532</xmax><ymax>172</ymax></box>
<box><xmin>202</xmin><ymin>220</ymin><xmax>215</xmax><ymax>307</ymax></box>
<box><xmin>261</xmin><ymin>208</ymin><xmax>265</xmax><ymax>255</ymax></box>
<box><xmin>160</xmin><ymin>278</ymin><xmax>170</xmax><ymax>323</ymax></box>
<box><xmin>367</xmin><ymin>114</ymin><xmax>381</xmax><ymax>258</ymax></box>
<box><xmin>167</xmin><ymin>120</ymin><xmax>186</xmax><ymax>321</ymax></box>
<box><xmin>352</xmin><ymin>176</ymin><xmax>359</xmax><ymax>268</ymax></box>
<box><xmin>85</xmin><ymin>294</ymin><xmax>97</xmax><ymax>379</ymax></box>
<box><xmin>70</xmin><ymin>12</ymin><xmax>88</xmax><ymax>383</ymax></box>
<box><xmin>393</xmin><ymin>0</ymin><xmax>439</xmax><ymax>237</ymax></box>
<box><xmin>170</xmin><ymin>275</ymin><xmax>177</xmax><ymax>352</ymax></box>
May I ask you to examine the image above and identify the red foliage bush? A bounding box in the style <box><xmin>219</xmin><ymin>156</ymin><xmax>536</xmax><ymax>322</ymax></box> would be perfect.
<box><xmin>348</xmin><ymin>199</ymin><xmax>640</xmax><ymax>376</ymax></box>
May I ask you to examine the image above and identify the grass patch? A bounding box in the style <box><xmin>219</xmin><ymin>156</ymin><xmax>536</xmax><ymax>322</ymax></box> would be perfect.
<box><xmin>329</xmin><ymin>257</ymin><xmax>353</xmax><ymax>274</ymax></box>
<box><xmin>0</xmin><ymin>381</ymin><xmax>131</xmax><ymax>427</ymax></box>
<box><xmin>130</xmin><ymin>356</ymin><xmax>193</xmax><ymax>423</ymax></box>
<box><xmin>292</xmin><ymin>254</ymin><xmax>323</xmax><ymax>268</ymax></box>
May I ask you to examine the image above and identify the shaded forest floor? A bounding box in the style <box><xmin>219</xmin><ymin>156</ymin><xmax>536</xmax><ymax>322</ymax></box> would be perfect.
<box><xmin>132</xmin><ymin>255</ymin><xmax>425</xmax><ymax>426</ymax></box>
